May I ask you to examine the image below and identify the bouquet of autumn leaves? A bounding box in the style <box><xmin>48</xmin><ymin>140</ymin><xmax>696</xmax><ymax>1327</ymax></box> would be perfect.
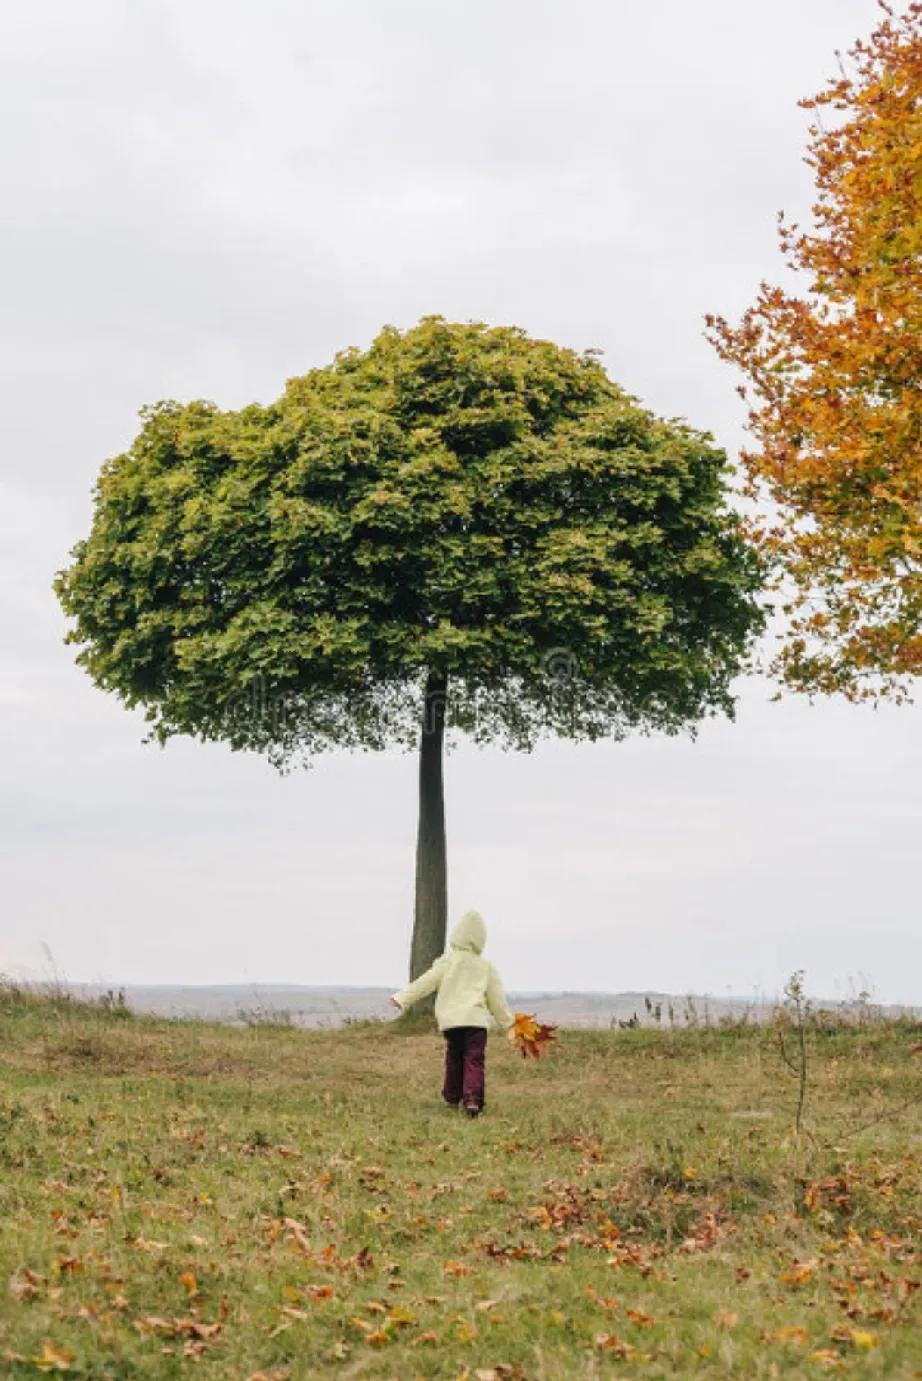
<box><xmin>510</xmin><ymin>1011</ymin><xmax>557</xmax><ymax>1059</ymax></box>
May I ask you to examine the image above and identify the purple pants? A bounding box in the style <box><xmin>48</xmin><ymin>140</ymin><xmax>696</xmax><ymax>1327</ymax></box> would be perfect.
<box><xmin>442</xmin><ymin>1026</ymin><xmax>487</xmax><ymax>1110</ymax></box>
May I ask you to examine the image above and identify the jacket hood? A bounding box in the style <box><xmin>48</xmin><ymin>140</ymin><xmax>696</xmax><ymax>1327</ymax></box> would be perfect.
<box><xmin>449</xmin><ymin>909</ymin><xmax>487</xmax><ymax>954</ymax></box>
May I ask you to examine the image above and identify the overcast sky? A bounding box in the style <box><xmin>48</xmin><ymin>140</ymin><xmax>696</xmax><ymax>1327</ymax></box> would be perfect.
<box><xmin>2</xmin><ymin>0</ymin><xmax>919</xmax><ymax>1004</ymax></box>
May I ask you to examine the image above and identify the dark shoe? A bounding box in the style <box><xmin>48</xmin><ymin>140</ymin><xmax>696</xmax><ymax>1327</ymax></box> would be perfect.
<box><xmin>464</xmin><ymin>1104</ymin><xmax>482</xmax><ymax>1118</ymax></box>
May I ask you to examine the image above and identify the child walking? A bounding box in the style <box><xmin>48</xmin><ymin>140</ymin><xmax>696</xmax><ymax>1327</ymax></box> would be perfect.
<box><xmin>391</xmin><ymin>910</ymin><xmax>516</xmax><ymax>1117</ymax></box>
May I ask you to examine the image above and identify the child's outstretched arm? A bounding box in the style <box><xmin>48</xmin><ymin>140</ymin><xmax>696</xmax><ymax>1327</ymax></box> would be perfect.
<box><xmin>485</xmin><ymin>964</ymin><xmax>515</xmax><ymax>1035</ymax></box>
<box><xmin>391</xmin><ymin>956</ymin><xmax>447</xmax><ymax>1011</ymax></box>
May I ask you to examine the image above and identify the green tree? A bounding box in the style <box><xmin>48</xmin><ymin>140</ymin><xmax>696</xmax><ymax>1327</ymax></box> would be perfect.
<box><xmin>56</xmin><ymin>318</ymin><xmax>764</xmax><ymax>981</ymax></box>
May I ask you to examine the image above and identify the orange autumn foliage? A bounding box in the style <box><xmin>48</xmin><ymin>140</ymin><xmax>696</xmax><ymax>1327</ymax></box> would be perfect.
<box><xmin>511</xmin><ymin>1011</ymin><xmax>558</xmax><ymax>1059</ymax></box>
<box><xmin>707</xmin><ymin>4</ymin><xmax>922</xmax><ymax>698</ymax></box>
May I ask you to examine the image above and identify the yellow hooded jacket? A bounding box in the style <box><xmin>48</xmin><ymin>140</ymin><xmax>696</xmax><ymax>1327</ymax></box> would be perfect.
<box><xmin>392</xmin><ymin>910</ymin><xmax>515</xmax><ymax>1034</ymax></box>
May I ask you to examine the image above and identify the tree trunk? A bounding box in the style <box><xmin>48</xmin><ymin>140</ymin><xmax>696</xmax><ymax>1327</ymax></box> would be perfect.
<box><xmin>409</xmin><ymin>671</ymin><xmax>448</xmax><ymax>994</ymax></box>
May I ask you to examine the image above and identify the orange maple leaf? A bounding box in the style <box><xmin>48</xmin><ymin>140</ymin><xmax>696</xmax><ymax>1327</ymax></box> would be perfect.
<box><xmin>511</xmin><ymin>1011</ymin><xmax>558</xmax><ymax>1060</ymax></box>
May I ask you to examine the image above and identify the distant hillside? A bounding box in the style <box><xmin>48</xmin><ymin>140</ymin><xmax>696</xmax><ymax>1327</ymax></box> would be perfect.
<box><xmin>59</xmin><ymin>983</ymin><xmax>918</xmax><ymax>1028</ymax></box>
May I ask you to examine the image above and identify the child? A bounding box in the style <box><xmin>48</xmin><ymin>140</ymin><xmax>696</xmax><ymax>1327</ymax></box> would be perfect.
<box><xmin>391</xmin><ymin>909</ymin><xmax>516</xmax><ymax>1117</ymax></box>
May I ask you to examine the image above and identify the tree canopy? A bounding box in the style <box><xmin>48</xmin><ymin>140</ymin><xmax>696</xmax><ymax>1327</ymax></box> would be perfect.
<box><xmin>707</xmin><ymin>4</ymin><xmax>922</xmax><ymax>698</ymax></box>
<box><xmin>56</xmin><ymin>317</ymin><xmax>764</xmax><ymax>760</ymax></box>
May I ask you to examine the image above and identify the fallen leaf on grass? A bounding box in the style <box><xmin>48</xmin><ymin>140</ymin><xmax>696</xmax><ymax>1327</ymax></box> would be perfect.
<box><xmin>594</xmin><ymin>1334</ymin><xmax>634</xmax><ymax>1357</ymax></box>
<box><xmin>831</xmin><ymin>1326</ymin><xmax>879</xmax><ymax>1350</ymax></box>
<box><xmin>714</xmin><ymin>1310</ymin><xmax>739</xmax><ymax>1329</ymax></box>
<box><xmin>590</xmin><ymin>1336</ymin><xmax>648</xmax><ymax>1358</ymax></box>
<box><xmin>182</xmin><ymin>1314</ymin><xmax>211</xmax><ymax>1336</ymax></box>
<box><xmin>29</xmin><ymin>1343</ymin><xmax>75</xmax><ymax>1372</ymax></box>
<box><xmin>811</xmin><ymin>1350</ymin><xmax>845</xmax><ymax>1370</ymax></box>
<box><xmin>386</xmin><ymin>1306</ymin><xmax>417</xmax><ymax>1329</ymax></box>
<box><xmin>281</xmin><ymin>1218</ymin><xmax>311</xmax><ymax>1255</ymax></box>
<box><xmin>762</xmin><ymin>1325</ymin><xmax>809</xmax><ymax>1346</ymax></box>
<box><xmin>182</xmin><ymin>1321</ymin><xmax>222</xmax><ymax>1341</ymax></box>
<box><xmin>134</xmin><ymin>1316</ymin><xmax>173</xmax><ymax>1333</ymax></box>
<box><xmin>305</xmin><ymin>1283</ymin><xmax>335</xmax><ymax>1300</ymax></box>
<box><xmin>134</xmin><ymin>1316</ymin><xmax>222</xmax><ymax>1343</ymax></box>
<box><xmin>444</xmin><ymin>1259</ymin><xmax>473</xmax><ymax>1277</ymax></box>
<box><xmin>678</xmin><ymin>1211</ymin><xmax>723</xmax><ymax>1253</ymax></box>
<box><xmin>479</xmin><ymin>1238</ymin><xmax>545</xmax><ymax>1263</ymax></box>
<box><xmin>803</xmin><ymin>1178</ymin><xmax>851</xmax><ymax>1213</ymax></box>
<box><xmin>9</xmin><ymin>1270</ymin><xmax>44</xmax><ymax>1303</ymax></box>
<box><xmin>475</xmin><ymin>1298</ymin><xmax>503</xmax><ymax>1312</ymax></box>
<box><xmin>625</xmin><ymin>1307</ymin><xmax>656</xmax><ymax>1328</ymax></box>
<box><xmin>780</xmin><ymin>1259</ymin><xmax>818</xmax><ymax>1286</ymax></box>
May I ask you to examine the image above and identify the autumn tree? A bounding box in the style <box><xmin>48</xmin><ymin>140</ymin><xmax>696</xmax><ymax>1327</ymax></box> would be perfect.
<box><xmin>56</xmin><ymin>318</ymin><xmax>763</xmax><ymax>981</ymax></box>
<box><xmin>707</xmin><ymin>3</ymin><xmax>922</xmax><ymax>697</ymax></box>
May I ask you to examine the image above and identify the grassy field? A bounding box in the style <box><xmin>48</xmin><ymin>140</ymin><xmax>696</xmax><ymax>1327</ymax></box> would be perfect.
<box><xmin>1</xmin><ymin>987</ymin><xmax>920</xmax><ymax>1379</ymax></box>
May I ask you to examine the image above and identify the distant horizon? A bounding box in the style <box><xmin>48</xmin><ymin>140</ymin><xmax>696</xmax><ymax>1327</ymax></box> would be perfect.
<box><xmin>9</xmin><ymin>976</ymin><xmax>918</xmax><ymax>1031</ymax></box>
<box><xmin>18</xmin><ymin>977</ymin><xmax>920</xmax><ymax>1010</ymax></box>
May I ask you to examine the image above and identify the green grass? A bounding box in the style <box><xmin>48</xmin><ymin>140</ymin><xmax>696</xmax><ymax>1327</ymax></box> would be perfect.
<box><xmin>1</xmin><ymin>984</ymin><xmax>920</xmax><ymax>1379</ymax></box>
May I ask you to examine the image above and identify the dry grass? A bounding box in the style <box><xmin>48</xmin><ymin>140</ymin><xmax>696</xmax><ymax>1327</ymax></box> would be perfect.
<box><xmin>1</xmin><ymin>983</ymin><xmax>921</xmax><ymax>1378</ymax></box>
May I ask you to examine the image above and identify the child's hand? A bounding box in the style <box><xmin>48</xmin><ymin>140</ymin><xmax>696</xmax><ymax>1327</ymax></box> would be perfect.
<box><xmin>506</xmin><ymin>1025</ymin><xmax>518</xmax><ymax>1044</ymax></box>
<box><xmin>390</xmin><ymin>997</ymin><xmax>402</xmax><ymax>1010</ymax></box>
